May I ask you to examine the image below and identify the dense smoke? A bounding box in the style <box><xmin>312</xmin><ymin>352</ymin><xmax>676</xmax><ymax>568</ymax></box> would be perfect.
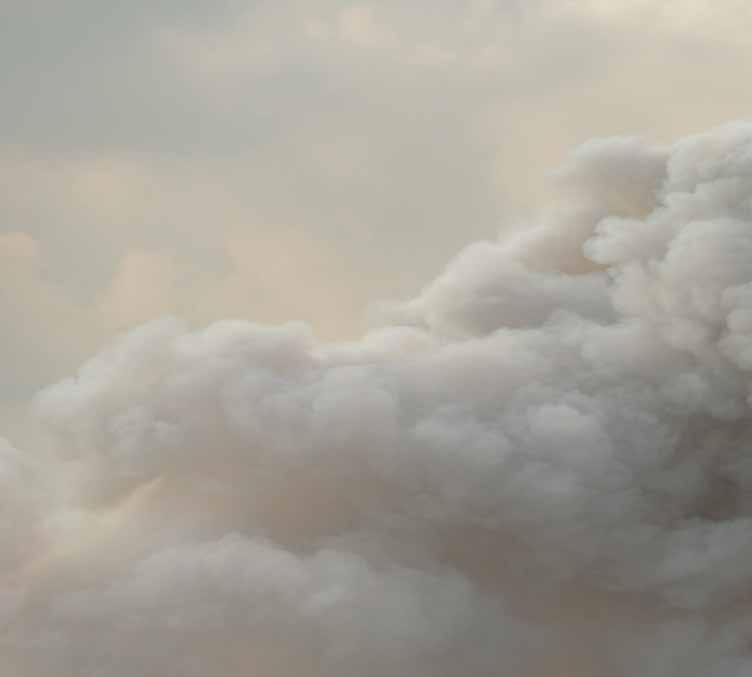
<box><xmin>4</xmin><ymin>123</ymin><xmax>752</xmax><ymax>676</ymax></box>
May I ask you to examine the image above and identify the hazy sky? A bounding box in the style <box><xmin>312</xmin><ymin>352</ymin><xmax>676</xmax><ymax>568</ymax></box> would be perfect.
<box><xmin>2</xmin><ymin>0</ymin><xmax>751</xmax><ymax>407</ymax></box>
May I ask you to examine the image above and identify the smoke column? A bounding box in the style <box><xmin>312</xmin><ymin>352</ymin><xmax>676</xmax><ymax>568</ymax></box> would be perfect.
<box><xmin>4</xmin><ymin>122</ymin><xmax>752</xmax><ymax>676</ymax></box>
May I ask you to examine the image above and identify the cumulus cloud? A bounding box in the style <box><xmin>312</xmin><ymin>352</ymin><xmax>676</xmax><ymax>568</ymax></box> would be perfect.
<box><xmin>3</xmin><ymin>123</ymin><xmax>752</xmax><ymax>675</ymax></box>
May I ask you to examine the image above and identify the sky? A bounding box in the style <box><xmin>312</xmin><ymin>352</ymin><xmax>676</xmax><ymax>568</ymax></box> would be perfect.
<box><xmin>2</xmin><ymin>0</ymin><xmax>752</xmax><ymax>415</ymax></box>
<box><xmin>6</xmin><ymin>4</ymin><xmax>752</xmax><ymax>675</ymax></box>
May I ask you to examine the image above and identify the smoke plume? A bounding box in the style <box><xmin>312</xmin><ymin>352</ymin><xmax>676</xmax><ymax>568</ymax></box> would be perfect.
<box><xmin>5</xmin><ymin>122</ymin><xmax>752</xmax><ymax>676</ymax></box>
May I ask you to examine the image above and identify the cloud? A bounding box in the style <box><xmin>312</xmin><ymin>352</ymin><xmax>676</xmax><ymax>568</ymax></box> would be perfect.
<box><xmin>3</xmin><ymin>123</ymin><xmax>752</xmax><ymax>675</ymax></box>
<box><xmin>4</xmin><ymin>0</ymin><xmax>752</xmax><ymax>407</ymax></box>
<box><xmin>336</xmin><ymin>5</ymin><xmax>399</xmax><ymax>50</ymax></box>
<box><xmin>4</xmin><ymin>6</ymin><xmax>752</xmax><ymax>668</ymax></box>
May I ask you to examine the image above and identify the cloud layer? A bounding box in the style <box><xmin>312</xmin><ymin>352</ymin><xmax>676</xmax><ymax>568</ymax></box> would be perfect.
<box><xmin>4</xmin><ymin>122</ymin><xmax>752</xmax><ymax>675</ymax></box>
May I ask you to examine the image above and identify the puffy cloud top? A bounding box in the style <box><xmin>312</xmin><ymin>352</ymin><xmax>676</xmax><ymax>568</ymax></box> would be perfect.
<box><xmin>6</xmin><ymin>123</ymin><xmax>752</xmax><ymax>676</ymax></box>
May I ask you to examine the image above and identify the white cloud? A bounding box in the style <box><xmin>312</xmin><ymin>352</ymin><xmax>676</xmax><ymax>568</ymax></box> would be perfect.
<box><xmin>7</xmin><ymin>124</ymin><xmax>752</xmax><ymax>675</ymax></box>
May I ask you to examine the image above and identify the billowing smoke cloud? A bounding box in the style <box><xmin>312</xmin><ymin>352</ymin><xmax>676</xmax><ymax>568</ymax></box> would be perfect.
<box><xmin>5</xmin><ymin>122</ymin><xmax>752</xmax><ymax>676</ymax></box>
